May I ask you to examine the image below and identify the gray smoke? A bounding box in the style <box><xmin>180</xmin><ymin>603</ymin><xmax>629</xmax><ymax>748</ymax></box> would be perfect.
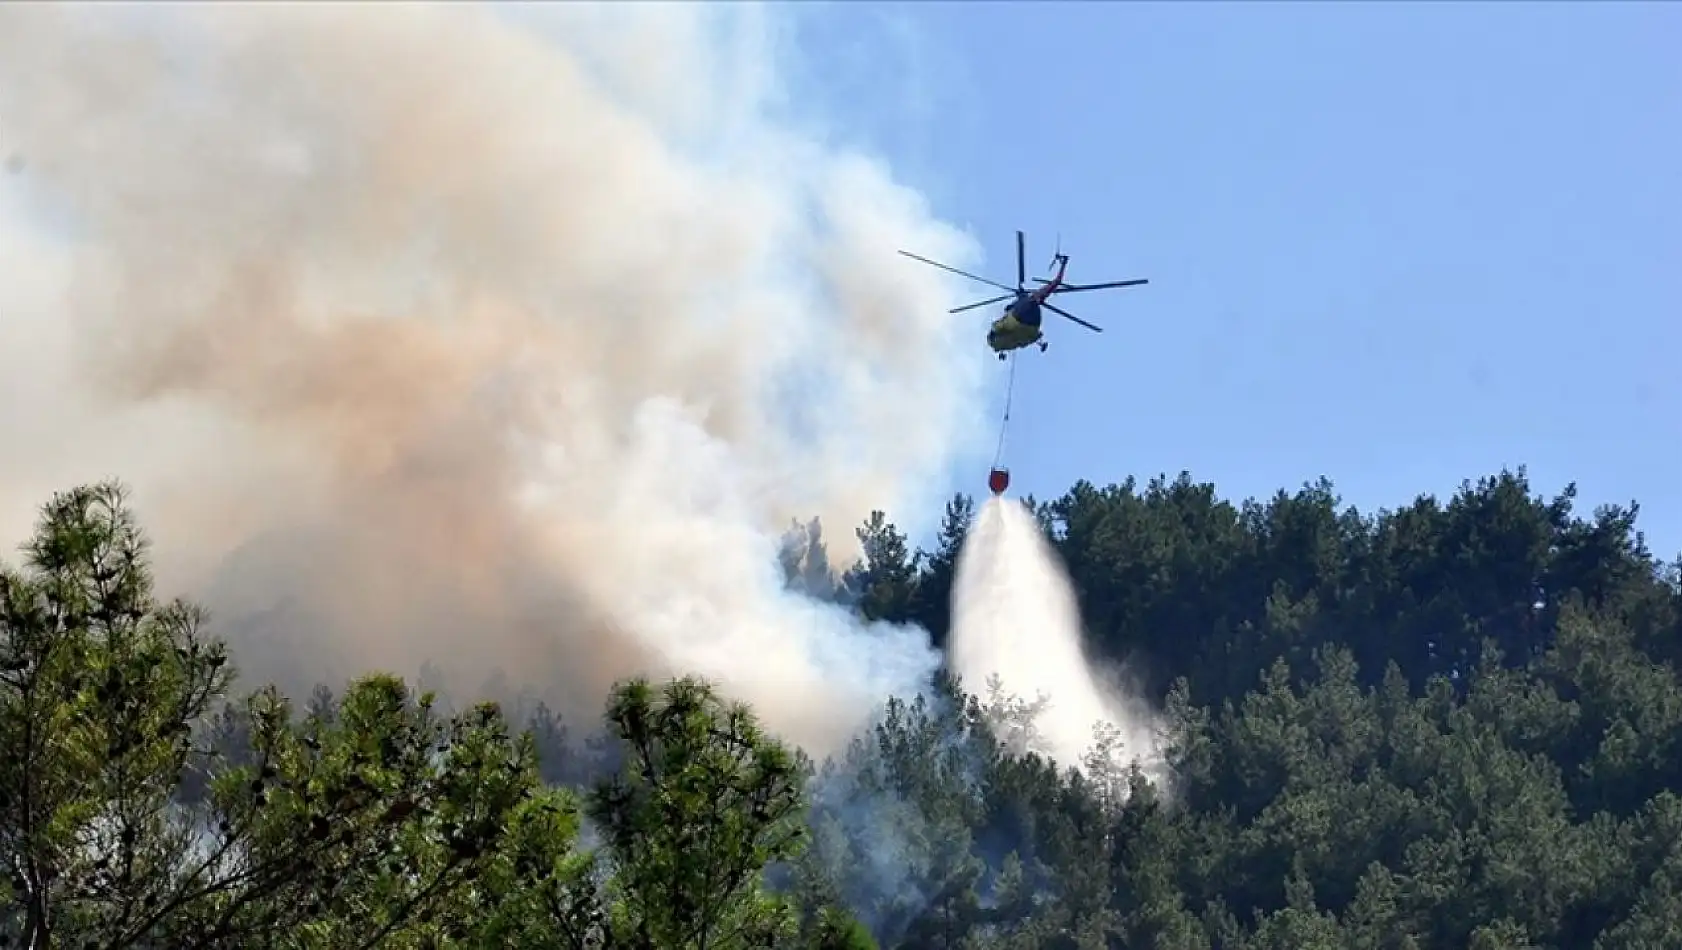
<box><xmin>0</xmin><ymin>3</ymin><xmax>989</xmax><ymax>757</ymax></box>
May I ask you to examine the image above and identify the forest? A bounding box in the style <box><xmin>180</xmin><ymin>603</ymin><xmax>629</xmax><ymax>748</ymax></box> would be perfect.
<box><xmin>4</xmin><ymin>468</ymin><xmax>1681</xmax><ymax>949</ymax></box>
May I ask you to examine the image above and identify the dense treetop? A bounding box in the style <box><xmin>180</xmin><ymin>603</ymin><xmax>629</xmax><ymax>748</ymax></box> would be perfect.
<box><xmin>3</xmin><ymin>468</ymin><xmax>1679</xmax><ymax>948</ymax></box>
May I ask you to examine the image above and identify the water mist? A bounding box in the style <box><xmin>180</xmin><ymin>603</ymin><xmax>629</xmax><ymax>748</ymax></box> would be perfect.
<box><xmin>949</xmin><ymin>496</ymin><xmax>1167</xmax><ymax>788</ymax></box>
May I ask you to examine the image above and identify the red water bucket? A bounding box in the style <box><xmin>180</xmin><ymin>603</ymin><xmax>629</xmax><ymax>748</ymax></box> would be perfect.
<box><xmin>987</xmin><ymin>468</ymin><xmax>1010</xmax><ymax>495</ymax></box>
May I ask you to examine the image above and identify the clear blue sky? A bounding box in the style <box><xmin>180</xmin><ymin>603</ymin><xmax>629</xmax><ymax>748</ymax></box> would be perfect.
<box><xmin>792</xmin><ymin>1</ymin><xmax>1681</xmax><ymax>558</ymax></box>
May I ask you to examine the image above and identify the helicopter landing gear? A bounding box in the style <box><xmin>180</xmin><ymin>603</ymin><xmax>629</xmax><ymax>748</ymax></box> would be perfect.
<box><xmin>998</xmin><ymin>352</ymin><xmax>1008</xmax><ymax>362</ymax></box>
<box><xmin>1038</xmin><ymin>340</ymin><xmax>1049</xmax><ymax>352</ymax></box>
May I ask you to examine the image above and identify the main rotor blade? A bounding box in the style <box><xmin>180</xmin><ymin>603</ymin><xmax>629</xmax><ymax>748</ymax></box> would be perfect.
<box><xmin>898</xmin><ymin>250</ymin><xmax>1017</xmax><ymax>294</ymax></box>
<box><xmin>1045</xmin><ymin>302</ymin><xmax>1103</xmax><ymax>333</ymax></box>
<box><xmin>949</xmin><ymin>293</ymin><xmax>1013</xmax><ymax>314</ymax></box>
<box><xmin>1051</xmin><ymin>278</ymin><xmax>1150</xmax><ymax>293</ymax></box>
<box><xmin>1016</xmin><ymin>230</ymin><xmax>1026</xmax><ymax>288</ymax></box>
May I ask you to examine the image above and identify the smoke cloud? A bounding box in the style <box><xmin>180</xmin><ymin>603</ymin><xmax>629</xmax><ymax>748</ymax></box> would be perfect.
<box><xmin>950</xmin><ymin>498</ymin><xmax>1168</xmax><ymax>786</ymax></box>
<box><xmin>0</xmin><ymin>3</ymin><xmax>989</xmax><ymax>756</ymax></box>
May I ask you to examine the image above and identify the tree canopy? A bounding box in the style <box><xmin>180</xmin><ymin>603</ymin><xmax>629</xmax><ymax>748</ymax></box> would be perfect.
<box><xmin>4</xmin><ymin>468</ymin><xmax>1679</xmax><ymax>948</ymax></box>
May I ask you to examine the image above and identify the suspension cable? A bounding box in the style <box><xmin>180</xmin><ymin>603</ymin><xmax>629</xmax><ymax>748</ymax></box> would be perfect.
<box><xmin>992</xmin><ymin>352</ymin><xmax>1017</xmax><ymax>470</ymax></box>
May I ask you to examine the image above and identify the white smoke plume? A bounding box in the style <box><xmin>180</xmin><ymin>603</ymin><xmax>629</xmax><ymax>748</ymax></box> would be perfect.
<box><xmin>0</xmin><ymin>3</ymin><xmax>990</xmax><ymax>756</ymax></box>
<box><xmin>950</xmin><ymin>498</ymin><xmax>1168</xmax><ymax>788</ymax></box>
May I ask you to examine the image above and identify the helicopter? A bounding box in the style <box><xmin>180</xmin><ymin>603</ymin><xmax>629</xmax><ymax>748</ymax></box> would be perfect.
<box><xmin>899</xmin><ymin>230</ymin><xmax>1148</xmax><ymax>360</ymax></box>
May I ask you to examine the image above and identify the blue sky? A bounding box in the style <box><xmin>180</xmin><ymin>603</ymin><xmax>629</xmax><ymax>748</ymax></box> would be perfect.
<box><xmin>793</xmin><ymin>1</ymin><xmax>1681</xmax><ymax>558</ymax></box>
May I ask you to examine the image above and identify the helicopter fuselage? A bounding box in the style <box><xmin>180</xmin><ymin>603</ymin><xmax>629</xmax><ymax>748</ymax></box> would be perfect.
<box><xmin>987</xmin><ymin>294</ymin><xmax>1045</xmax><ymax>354</ymax></box>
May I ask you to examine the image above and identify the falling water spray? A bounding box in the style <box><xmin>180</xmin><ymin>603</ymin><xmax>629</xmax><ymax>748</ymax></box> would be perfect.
<box><xmin>948</xmin><ymin>496</ymin><xmax>1168</xmax><ymax>788</ymax></box>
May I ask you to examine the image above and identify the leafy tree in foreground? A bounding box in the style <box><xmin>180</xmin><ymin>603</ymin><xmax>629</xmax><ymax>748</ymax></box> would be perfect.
<box><xmin>0</xmin><ymin>484</ymin><xmax>582</xmax><ymax>949</ymax></box>
<box><xmin>0</xmin><ymin>483</ymin><xmax>234</xmax><ymax>948</ymax></box>
<box><xmin>587</xmin><ymin>675</ymin><xmax>810</xmax><ymax>949</ymax></box>
<box><xmin>201</xmin><ymin>679</ymin><xmax>576</xmax><ymax>950</ymax></box>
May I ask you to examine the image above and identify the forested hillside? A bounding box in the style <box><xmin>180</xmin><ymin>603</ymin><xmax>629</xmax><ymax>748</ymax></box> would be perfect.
<box><xmin>4</xmin><ymin>469</ymin><xmax>1681</xmax><ymax>949</ymax></box>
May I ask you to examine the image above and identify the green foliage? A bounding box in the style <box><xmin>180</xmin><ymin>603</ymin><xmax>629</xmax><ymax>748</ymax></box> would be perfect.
<box><xmin>6</xmin><ymin>464</ymin><xmax>1681</xmax><ymax>950</ymax></box>
<box><xmin>801</xmin><ymin>906</ymin><xmax>879</xmax><ymax>950</ymax></box>
<box><xmin>847</xmin><ymin>511</ymin><xmax>923</xmax><ymax>624</ymax></box>
<box><xmin>588</xmin><ymin>675</ymin><xmax>809</xmax><ymax>949</ymax></box>
<box><xmin>822</xmin><ymin>470</ymin><xmax>1682</xmax><ymax>948</ymax></box>
<box><xmin>194</xmin><ymin>678</ymin><xmax>569</xmax><ymax>950</ymax></box>
<box><xmin>0</xmin><ymin>483</ymin><xmax>235</xmax><ymax>948</ymax></box>
<box><xmin>0</xmin><ymin>485</ymin><xmax>833</xmax><ymax>950</ymax></box>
